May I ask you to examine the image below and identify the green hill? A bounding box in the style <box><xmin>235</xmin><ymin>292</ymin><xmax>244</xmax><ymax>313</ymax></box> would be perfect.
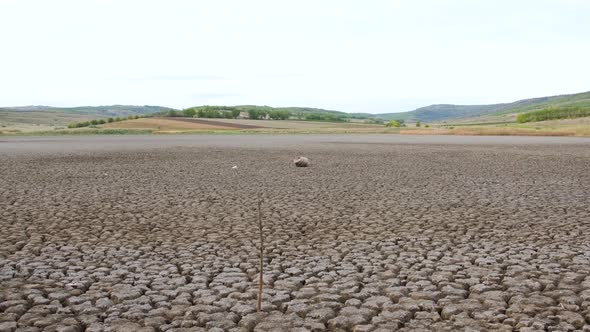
<box><xmin>0</xmin><ymin>105</ymin><xmax>177</xmax><ymax>131</ymax></box>
<box><xmin>275</xmin><ymin>107</ymin><xmax>374</xmax><ymax>119</ymax></box>
<box><xmin>379</xmin><ymin>91</ymin><xmax>590</xmax><ymax>122</ymax></box>
<box><xmin>4</xmin><ymin>90</ymin><xmax>590</xmax><ymax>130</ymax></box>
<box><xmin>1</xmin><ymin>105</ymin><xmax>174</xmax><ymax>117</ymax></box>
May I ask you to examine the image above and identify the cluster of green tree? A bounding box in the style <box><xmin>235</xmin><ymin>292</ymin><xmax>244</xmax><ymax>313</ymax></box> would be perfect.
<box><xmin>166</xmin><ymin>105</ymin><xmax>271</xmax><ymax>115</ymax></box>
<box><xmin>384</xmin><ymin>119</ymin><xmax>406</xmax><ymax>127</ymax></box>
<box><xmin>163</xmin><ymin>106</ymin><xmax>356</xmax><ymax>121</ymax></box>
<box><xmin>246</xmin><ymin>109</ymin><xmax>292</xmax><ymax>120</ymax></box>
<box><xmin>245</xmin><ymin>109</ymin><xmax>265</xmax><ymax>120</ymax></box>
<box><xmin>302</xmin><ymin>113</ymin><xmax>349</xmax><ymax>122</ymax></box>
<box><xmin>163</xmin><ymin>107</ymin><xmax>289</xmax><ymax>120</ymax></box>
<box><xmin>157</xmin><ymin>105</ymin><xmax>368</xmax><ymax>122</ymax></box>
<box><xmin>165</xmin><ymin>108</ymin><xmax>241</xmax><ymax>119</ymax></box>
<box><xmin>67</xmin><ymin>115</ymin><xmax>148</xmax><ymax>128</ymax></box>
<box><xmin>516</xmin><ymin>106</ymin><xmax>590</xmax><ymax>123</ymax></box>
<box><xmin>268</xmin><ymin>110</ymin><xmax>290</xmax><ymax>120</ymax></box>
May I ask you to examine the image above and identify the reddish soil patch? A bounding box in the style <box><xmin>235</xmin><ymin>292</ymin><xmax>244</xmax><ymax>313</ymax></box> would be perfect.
<box><xmin>171</xmin><ymin>117</ymin><xmax>264</xmax><ymax>129</ymax></box>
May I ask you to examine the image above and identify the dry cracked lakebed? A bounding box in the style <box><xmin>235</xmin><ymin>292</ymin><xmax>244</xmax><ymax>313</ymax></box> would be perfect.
<box><xmin>1</xmin><ymin>135</ymin><xmax>589</xmax><ymax>331</ymax></box>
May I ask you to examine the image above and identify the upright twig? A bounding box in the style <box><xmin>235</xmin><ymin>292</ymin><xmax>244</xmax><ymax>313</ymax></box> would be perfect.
<box><xmin>256</xmin><ymin>194</ymin><xmax>264</xmax><ymax>312</ymax></box>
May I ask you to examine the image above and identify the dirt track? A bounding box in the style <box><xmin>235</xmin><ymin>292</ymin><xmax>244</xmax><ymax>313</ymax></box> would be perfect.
<box><xmin>1</xmin><ymin>135</ymin><xmax>589</xmax><ymax>331</ymax></box>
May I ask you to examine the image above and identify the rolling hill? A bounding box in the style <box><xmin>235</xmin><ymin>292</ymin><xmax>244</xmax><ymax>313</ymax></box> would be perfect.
<box><xmin>3</xmin><ymin>90</ymin><xmax>590</xmax><ymax>133</ymax></box>
<box><xmin>1</xmin><ymin>105</ymin><xmax>175</xmax><ymax>117</ymax></box>
<box><xmin>379</xmin><ymin>91</ymin><xmax>590</xmax><ymax>122</ymax></box>
<box><xmin>0</xmin><ymin>105</ymin><xmax>176</xmax><ymax>131</ymax></box>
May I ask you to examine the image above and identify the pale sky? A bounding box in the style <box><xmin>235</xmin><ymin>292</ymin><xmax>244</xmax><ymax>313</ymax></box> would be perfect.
<box><xmin>1</xmin><ymin>0</ymin><xmax>589</xmax><ymax>113</ymax></box>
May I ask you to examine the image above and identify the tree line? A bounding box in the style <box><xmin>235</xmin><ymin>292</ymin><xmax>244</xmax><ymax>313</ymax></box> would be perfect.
<box><xmin>516</xmin><ymin>106</ymin><xmax>590</xmax><ymax>123</ymax></box>
<box><xmin>162</xmin><ymin>106</ymin><xmax>350</xmax><ymax>122</ymax></box>
<box><xmin>67</xmin><ymin>115</ymin><xmax>150</xmax><ymax>128</ymax></box>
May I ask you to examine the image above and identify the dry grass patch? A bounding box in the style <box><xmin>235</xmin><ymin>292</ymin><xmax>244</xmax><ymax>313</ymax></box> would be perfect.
<box><xmin>450</xmin><ymin>127</ymin><xmax>576</xmax><ymax>136</ymax></box>
<box><xmin>401</xmin><ymin>127</ymin><xmax>579</xmax><ymax>136</ymax></box>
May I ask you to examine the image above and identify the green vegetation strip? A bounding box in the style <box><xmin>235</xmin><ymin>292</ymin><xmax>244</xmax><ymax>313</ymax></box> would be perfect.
<box><xmin>517</xmin><ymin>106</ymin><xmax>590</xmax><ymax>123</ymax></box>
<box><xmin>164</xmin><ymin>105</ymin><xmax>369</xmax><ymax>122</ymax></box>
<box><xmin>68</xmin><ymin>115</ymin><xmax>149</xmax><ymax>128</ymax></box>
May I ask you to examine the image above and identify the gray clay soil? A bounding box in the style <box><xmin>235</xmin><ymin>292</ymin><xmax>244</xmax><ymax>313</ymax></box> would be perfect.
<box><xmin>1</xmin><ymin>135</ymin><xmax>589</xmax><ymax>331</ymax></box>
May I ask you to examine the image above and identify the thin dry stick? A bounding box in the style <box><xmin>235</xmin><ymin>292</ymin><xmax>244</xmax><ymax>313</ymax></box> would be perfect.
<box><xmin>256</xmin><ymin>194</ymin><xmax>264</xmax><ymax>312</ymax></box>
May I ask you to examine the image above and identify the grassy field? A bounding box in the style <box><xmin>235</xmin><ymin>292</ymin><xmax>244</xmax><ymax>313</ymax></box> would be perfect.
<box><xmin>0</xmin><ymin>105</ymin><xmax>175</xmax><ymax>130</ymax></box>
<box><xmin>0</xmin><ymin>110</ymin><xmax>95</xmax><ymax>132</ymax></box>
<box><xmin>409</xmin><ymin>117</ymin><xmax>590</xmax><ymax>137</ymax></box>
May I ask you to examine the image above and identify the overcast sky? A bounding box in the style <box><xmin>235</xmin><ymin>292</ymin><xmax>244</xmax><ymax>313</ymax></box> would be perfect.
<box><xmin>1</xmin><ymin>0</ymin><xmax>589</xmax><ymax>113</ymax></box>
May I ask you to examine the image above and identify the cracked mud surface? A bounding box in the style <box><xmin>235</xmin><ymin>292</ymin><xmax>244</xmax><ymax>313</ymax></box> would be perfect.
<box><xmin>1</xmin><ymin>135</ymin><xmax>589</xmax><ymax>331</ymax></box>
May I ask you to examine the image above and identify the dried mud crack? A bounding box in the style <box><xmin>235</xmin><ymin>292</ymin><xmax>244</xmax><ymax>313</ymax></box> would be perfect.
<box><xmin>1</xmin><ymin>135</ymin><xmax>589</xmax><ymax>331</ymax></box>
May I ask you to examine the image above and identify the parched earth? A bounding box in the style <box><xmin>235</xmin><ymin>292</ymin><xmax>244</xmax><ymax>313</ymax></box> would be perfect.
<box><xmin>1</xmin><ymin>135</ymin><xmax>589</xmax><ymax>332</ymax></box>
